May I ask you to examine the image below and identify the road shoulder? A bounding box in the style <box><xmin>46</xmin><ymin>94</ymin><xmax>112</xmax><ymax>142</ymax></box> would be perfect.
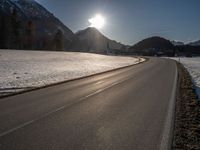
<box><xmin>173</xmin><ymin>62</ymin><xmax>200</xmax><ymax>149</ymax></box>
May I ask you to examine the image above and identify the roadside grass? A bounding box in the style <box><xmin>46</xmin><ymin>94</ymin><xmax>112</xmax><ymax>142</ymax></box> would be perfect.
<box><xmin>173</xmin><ymin>62</ymin><xmax>200</xmax><ymax>149</ymax></box>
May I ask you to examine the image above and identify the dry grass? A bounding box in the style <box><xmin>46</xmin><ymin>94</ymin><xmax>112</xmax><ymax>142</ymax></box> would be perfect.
<box><xmin>173</xmin><ymin>63</ymin><xmax>200</xmax><ymax>149</ymax></box>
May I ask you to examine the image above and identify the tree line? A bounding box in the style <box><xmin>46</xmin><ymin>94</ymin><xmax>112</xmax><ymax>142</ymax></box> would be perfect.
<box><xmin>0</xmin><ymin>8</ymin><xmax>64</xmax><ymax>51</ymax></box>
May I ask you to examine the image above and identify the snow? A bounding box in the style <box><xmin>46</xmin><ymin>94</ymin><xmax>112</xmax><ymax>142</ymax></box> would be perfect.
<box><xmin>188</xmin><ymin>40</ymin><xmax>200</xmax><ymax>46</ymax></box>
<box><xmin>10</xmin><ymin>0</ymin><xmax>51</xmax><ymax>18</ymax></box>
<box><xmin>12</xmin><ymin>0</ymin><xmax>23</xmax><ymax>10</ymax></box>
<box><xmin>0</xmin><ymin>50</ymin><xmax>144</xmax><ymax>96</ymax></box>
<box><xmin>170</xmin><ymin>57</ymin><xmax>200</xmax><ymax>99</ymax></box>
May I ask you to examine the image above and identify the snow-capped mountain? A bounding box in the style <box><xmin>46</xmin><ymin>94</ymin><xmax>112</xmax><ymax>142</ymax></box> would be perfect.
<box><xmin>71</xmin><ymin>27</ymin><xmax>128</xmax><ymax>54</ymax></box>
<box><xmin>0</xmin><ymin>0</ymin><xmax>76</xmax><ymax>50</ymax></box>
<box><xmin>171</xmin><ymin>40</ymin><xmax>184</xmax><ymax>46</ymax></box>
<box><xmin>1</xmin><ymin>0</ymin><xmax>52</xmax><ymax>18</ymax></box>
<box><xmin>188</xmin><ymin>40</ymin><xmax>200</xmax><ymax>46</ymax></box>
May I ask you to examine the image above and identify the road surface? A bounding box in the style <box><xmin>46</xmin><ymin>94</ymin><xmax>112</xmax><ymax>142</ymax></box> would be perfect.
<box><xmin>0</xmin><ymin>58</ymin><xmax>177</xmax><ymax>150</ymax></box>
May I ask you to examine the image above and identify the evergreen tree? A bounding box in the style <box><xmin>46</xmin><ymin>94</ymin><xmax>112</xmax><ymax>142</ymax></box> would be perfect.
<box><xmin>106</xmin><ymin>41</ymin><xmax>110</xmax><ymax>54</ymax></box>
<box><xmin>10</xmin><ymin>8</ymin><xmax>21</xmax><ymax>49</ymax></box>
<box><xmin>0</xmin><ymin>12</ymin><xmax>12</xmax><ymax>49</ymax></box>
<box><xmin>0</xmin><ymin>14</ymin><xmax>6</xmax><ymax>48</ymax></box>
<box><xmin>26</xmin><ymin>20</ymin><xmax>35</xmax><ymax>49</ymax></box>
<box><xmin>53</xmin><ymin>29</ymin><xmax>64</xmax><ymax>50</ymax></box>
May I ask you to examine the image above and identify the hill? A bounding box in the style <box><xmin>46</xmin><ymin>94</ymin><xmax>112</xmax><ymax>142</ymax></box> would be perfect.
<box><xmin>129</xmin><ymin>36</ymin><xmax>175</xmax><ymax>56</ymax></box>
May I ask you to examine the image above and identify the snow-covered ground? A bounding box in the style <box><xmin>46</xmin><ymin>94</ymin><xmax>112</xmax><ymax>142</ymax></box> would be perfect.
<box><xmin>170</xmin><ymin>57</ymin><xmax>200</xmax><ymax>99</ymax></box>
<box><xmin>0</xmin><ymin>50</ymin><xmax>144</xmax><ymax>96</ymax></box>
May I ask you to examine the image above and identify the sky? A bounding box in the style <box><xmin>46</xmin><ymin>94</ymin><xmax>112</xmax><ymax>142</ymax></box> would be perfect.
<box><xmin>35</xmin><ymin>0</ymin><xmax>200</xmax><ymax>45</ymax></box>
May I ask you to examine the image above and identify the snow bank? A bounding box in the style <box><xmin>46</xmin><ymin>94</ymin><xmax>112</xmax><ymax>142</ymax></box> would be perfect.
<box><xmin>0</xmin><ymin>50</ymin><xmax>144</xmax><ymax>96</ymax></box>
<box><xmin>170</xmin><ymin>57</ymin><xmax>200</xmax><ymax>99</ymax></box>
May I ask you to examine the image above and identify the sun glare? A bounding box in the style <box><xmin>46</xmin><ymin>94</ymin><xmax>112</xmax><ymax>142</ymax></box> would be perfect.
<box><xmin>88</xmin><ymin>14</ymin><xmax>105</xmax><ymax>29</ymax></box>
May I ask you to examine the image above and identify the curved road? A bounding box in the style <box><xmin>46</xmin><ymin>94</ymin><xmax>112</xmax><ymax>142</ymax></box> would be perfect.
<box><xmin>0</xmin><ymin>58</ymin><xmax>177</xmax><ymax>150</ymax></box>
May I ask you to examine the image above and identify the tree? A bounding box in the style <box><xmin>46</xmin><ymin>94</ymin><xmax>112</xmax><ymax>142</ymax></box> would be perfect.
<box><xmin>106</xmin><ymin>41</ymin><xmax>110</xmax><ymax>54</ymax></box>
<box><xmin>53</xmin><ymin>29</ymin><xmax>64</xmax><ymax>50</ymax></box>
<box><xmin>0</xmin><ymin>14</ymin><xmax>7</xmax><ymax>48</ymax></box>
<box><xmin>0</xmin><ymin>11</ymin><xmax>12</xmax><ymax>49</ymax></box>
<box><xmin>10</xmin><ymin>8</ymin><xmax>21</xmax><ymax>49</ymax></box>
<box><xmin>26</xmin><ymin>20</ymin><xmax>36</xmax><ymax>49</ymax></box>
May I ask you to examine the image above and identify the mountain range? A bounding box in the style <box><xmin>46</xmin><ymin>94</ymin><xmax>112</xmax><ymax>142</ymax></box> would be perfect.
<box><xmin>0</xmin><ymin>0</ymin><xmax>126</xmax><ymax>53</ymax></box>
<box><xmin>171</xmin><ymin>40</ymin><xmax>200</xmax><ymax>46</ymax></box>
<box><xmin>0</xmin><ymin>0</ymin><xmax>199</xmax><ymax>56</ymax></box>
<box><xmin>171</xmin><ymin>41</ymin><xmax>184</xmax><ymax>46</ymax></box>
<box><xmin>188</xmin><ymin>40</ymin><xmax>200</xmax><ymax>46</ymax></box>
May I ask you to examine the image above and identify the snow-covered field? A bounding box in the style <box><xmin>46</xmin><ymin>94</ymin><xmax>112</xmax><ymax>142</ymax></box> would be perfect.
<box><xmin>0</xmin><ymin>50</ymin><xmax>144</xmax><ymax>96</ymax></box>
<box><xmin>171</xmin><ymin>57</ymin><xmax>200</xmax><ymax>99</ymax></box>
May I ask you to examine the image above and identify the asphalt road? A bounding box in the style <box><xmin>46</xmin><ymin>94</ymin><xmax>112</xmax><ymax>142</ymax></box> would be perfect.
<box><xmin>0</xmin><ymin>58</ymin><xmax>177</xmax><ymax>150</ymax></box>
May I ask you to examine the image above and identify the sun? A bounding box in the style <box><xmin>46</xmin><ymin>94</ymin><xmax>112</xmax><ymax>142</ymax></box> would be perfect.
<box><xmin>88</xmin><ymin>14</ymin><xmax>105</xmax><ymax>29</ymax></box>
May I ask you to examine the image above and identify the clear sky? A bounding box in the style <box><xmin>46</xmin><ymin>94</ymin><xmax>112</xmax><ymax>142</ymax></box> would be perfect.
<box><xmin>35</xmin><ymin>0</ymin><xmax>200</xmax><ymax>45</ymax></box>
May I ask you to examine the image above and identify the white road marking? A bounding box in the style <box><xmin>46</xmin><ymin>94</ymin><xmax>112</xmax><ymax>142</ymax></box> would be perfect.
<box><xmin>159</xmin><ymin>64</ymin><xmax>177</xmax><ymax>150</ymax></box>
<box><xmin>0</xmin><ymin>120</ymin><xmax>34</xmax><ymax>137</ymax></box>
<box><xmin>0</xmin><ymin>78</ymin><xmax>130</xmax><ymax>138</ymax></box>
<box><xmin>94</xmin><ymin>81</ymin><xmax>104</xmax><ymax>85</ymax></box>
<box><xmin>0</xmin><ymin>105</ymin><xmax>66</xmax><ymax>138</ymax></box>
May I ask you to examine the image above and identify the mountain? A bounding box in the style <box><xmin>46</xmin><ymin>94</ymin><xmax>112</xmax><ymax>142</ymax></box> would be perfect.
<box><xmin>129</xmin><ymin>36</ymin><xmax>175</xmax><ymax>56</ymax></box>
<box><xmin>70</xmin><ymin>27</ymin><xmax>128</xmax><ymax>54</ymax></box>
<box><xmin>188</xmin><ymin>40</ymin><xmax>200</xmax><ymax>46</ymax></box>
<box><xmin>171</xmin><ymin>40</ymin><xmax>184</xmax><ymax>46</ymax></box>
<box><xmin>0</xmin><ymin>0</ymin><xmax>76</xmax><ymax>50</ymax></box>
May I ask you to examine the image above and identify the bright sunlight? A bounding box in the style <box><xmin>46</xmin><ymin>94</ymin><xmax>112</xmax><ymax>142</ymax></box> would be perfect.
<box><xmin>88</xmin><ymin>14</ymin><xmax>105</xmax><ymax>29</ymax></box>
